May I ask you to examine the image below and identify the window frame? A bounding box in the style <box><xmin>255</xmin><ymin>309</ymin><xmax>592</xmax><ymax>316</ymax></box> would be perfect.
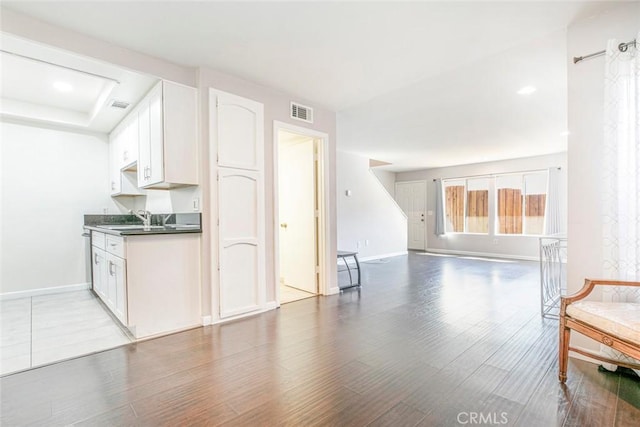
<box><xmin>440</xmin><ymin>170</ymin><xmax>548</xmax><ymax>237</ymax></box>
<box><xmin>494</xmin><ymin>171</ymin><xmax>548</xmax><ymax>237</ymax></box>
<box><xmin>442</xmin><ymin>177</ymin><xmax>490</xmax><ymax>235</ymax></box>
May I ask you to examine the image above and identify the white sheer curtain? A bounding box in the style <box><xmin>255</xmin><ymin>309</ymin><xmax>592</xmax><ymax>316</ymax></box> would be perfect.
<box><xmin>434</xmin><ymin>179</ymin><xmax>445</xmax><ymax>236</ymax></box>
<box><xmin>601</xmin><ymin>34</ymin><xmax>640</xmax><ymax>374</ymax></box>
<box><xmin>544</xmin><ymin>167</ymin><xmax>564</xmax><ymax>235</ymax></box>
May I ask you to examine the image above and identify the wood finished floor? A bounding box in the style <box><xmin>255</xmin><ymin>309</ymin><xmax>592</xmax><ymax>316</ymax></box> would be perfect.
<box><xmin>1</xmin><ymin>252</ymin><xmax>638</xmax><ymax>426</ymax></box>
<box><xmin>279</xmin><ymin>284</ymin><xmax>316</xmax><ymax>304</ymax></box>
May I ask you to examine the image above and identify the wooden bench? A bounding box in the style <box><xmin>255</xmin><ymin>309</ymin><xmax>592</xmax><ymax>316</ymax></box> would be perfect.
<box><xmin>559</xmin><ymin>279</ymin><xmax>640</xmax><ymax>383</ymax></box>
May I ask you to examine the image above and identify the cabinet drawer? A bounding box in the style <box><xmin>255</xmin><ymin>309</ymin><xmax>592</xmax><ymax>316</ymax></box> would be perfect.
<box><xmin>92</xmin><ymin>231</ymin><xmax>106</xmax><ymax>250</ymax></box>
<box><xmin>106</xmin><ymin>235</ymin><xmax>126</xmax><ymax>258</ymax></box>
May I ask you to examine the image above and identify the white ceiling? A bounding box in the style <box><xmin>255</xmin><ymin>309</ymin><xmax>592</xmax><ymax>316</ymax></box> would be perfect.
<box><xmin>0</xmin><ymin>34</ymin><xmax>157</xmax><ymax>133</ymax></box>
<box><xmin>1</xmin><ymin>1</ymin><xmax>622</xmax><ymax>168</ymax></box>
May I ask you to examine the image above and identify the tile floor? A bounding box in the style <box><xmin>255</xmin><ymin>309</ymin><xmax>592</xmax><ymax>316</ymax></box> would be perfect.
<box><xmin>279</xmin><ymin>284</ymin><xmax>315</xmax><ymax>304</ymax></box>
<box><xmin>0</xmin><ymin>290</ymin><xmax>132</xmax><ymax>376</ymax></box>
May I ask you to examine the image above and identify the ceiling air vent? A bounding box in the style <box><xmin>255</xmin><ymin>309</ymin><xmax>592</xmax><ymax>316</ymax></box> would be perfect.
<box><xmin>108</xmin><ymin>99</ymin><xmax>130</xmax><ymax>110</ymax></box>
<box><xmin>290</xmin><ymin>102</ymin><xmax>313</xmax><ymax>123</ymax></box>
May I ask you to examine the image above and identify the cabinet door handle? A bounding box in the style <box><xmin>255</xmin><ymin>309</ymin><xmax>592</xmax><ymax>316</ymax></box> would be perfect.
<box><xmin>94</xmin><ymin>253</ymin><xmax>99</xmax><ymax>264</ymax></box>
<box><xmin>108</xmin><ymin>261</ymin><xmax>115</xmax><ymax>276</ymax></box>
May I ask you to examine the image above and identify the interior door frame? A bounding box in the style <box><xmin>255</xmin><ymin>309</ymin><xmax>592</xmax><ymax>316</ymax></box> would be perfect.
<box><xmin>273</xmin><ymin>121</ymin><xmax>330</xmax><ymax>305</ymax></box>
<box><xmin>395</xmin><ymin>180</ymin><xmax>428</xmax><ymax>251</ymax></box>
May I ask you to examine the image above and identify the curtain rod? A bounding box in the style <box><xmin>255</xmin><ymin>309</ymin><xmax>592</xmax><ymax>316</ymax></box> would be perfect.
<box><xmin>432</xmin><ymin>167</ymin><xmax>561</xmax><ymax>182</ymax></box>
<box><xmin>573</xmin><ymin>40</ymin><xmax>636</xmax><ymax>64</ymax></box>
<box><xmin>0</xmin><ymin>49</ymin><xmax>121</xmax><ymax>84</ymax></box>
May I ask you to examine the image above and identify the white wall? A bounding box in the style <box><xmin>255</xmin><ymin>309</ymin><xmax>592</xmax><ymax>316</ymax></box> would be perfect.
<box><xmin>567</xmin><ymin>2</ymin><xmax>640</xmax><ymax>293</ymax></box>
<box><xmin>337</xmin><ymin>150</ymin><xmax>407</xmax><ymax>259</ymax></box>
<box><xmin>0</xmin><ymin>121</ymin><xmax>115</xmax><ymax>294</ymax></box>
<box><xmin>371</xmin><ymin>168</ymin><xmax>396</xmax><ymax>197</ymax></box>
<box><xmin>397</xmin><ymin>153</ymin><xmax>567</xmax><ymax>259</ymax></box>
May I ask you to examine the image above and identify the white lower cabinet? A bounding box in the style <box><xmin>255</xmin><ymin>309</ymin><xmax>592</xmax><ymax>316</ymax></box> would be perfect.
<box><xmin>91</xmin><ymin>247</ymin><xmax>107</xmax><ymax>301</ymax></box>
<box><xmin>92</xmin><ymin>232</ymin><xmax>127</xmax><ymax>325</ymax></box>
<box><xmin>90</xmin><ymin>231</ymin><xmax>200</xmax><ymax>339</ymax></box>
<box><xmin>106</xmin><ymin>252</ymin><xmax>128</xmax><ymax>325</ymax></box>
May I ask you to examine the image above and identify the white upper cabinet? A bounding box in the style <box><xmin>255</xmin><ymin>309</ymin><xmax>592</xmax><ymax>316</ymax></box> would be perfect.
<box><xmin>121</xmin><ymin>115</ymin><xmax>138</xmax><ymax>167</ymax></box>
<box><xmin>109</xmin><ymin>122</ymin><xmax>143</xmax><ymax>197</ymax></box>
<box><xmin>137</xmin><ymin>95</ymin><xmax>152</xmax><ymax>186</ymax></box>
<box><xmin>137</xmin><ymin>80</ymin><xmax>198</xmax><ymax>189</ymax></box>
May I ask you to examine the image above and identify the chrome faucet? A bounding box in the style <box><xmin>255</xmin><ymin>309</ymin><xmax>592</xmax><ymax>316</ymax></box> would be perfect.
<box><xmin>130</xmin><ymin>209</ymin><xmax>152</xmax><ymax>227</ymax></box>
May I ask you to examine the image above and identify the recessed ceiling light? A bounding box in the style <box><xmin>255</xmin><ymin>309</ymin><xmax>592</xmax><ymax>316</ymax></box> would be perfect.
<box><xmin>53</xmin><ymin>81</ymin><xmax>73</xmax><ymax>92</ymax></box>
<box><xmin>517</xmin><ymin>86</ymin><xmax>537</xmax><ymax>95</ymax></box>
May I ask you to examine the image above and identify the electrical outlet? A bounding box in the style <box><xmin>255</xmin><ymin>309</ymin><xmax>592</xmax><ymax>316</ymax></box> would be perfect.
<box><xmin>365</xmin><ymin>239</ymin><xmax>369</xmax><ymax>246</ymax></box>
<box><xmin>493</xmin><ymin>238</ymin><xmax>499</xmax><ymax>245</ymax></box>
<box><xmin>192</xmin><ymin>198</ymin><xmax>200</xmax><ymax>211</ymax></box>
<box><xmin>356</xmin><ymin>241</ymin><xmax>361</xmax><ymax>249</ymax></box>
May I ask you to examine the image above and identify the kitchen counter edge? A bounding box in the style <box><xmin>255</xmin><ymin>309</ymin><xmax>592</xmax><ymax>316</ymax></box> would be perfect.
<box><xmin>84</xmin><ymin>225</ymin><xmax>202</xmax><ymax>236</ymax></box>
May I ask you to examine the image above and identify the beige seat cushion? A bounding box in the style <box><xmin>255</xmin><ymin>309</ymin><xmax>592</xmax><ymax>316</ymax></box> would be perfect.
<box><xmin>567</xmin><ymin>301</ymin><xmax>640</xmax><ymax>345</ymax></box>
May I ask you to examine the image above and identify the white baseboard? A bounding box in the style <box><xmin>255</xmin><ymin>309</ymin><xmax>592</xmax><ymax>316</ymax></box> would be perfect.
<box><xmin>265</xmin><ymin>300</ymin><xmax>279</xmax><ymax>310</ymax></box>
<box><xmin>210</xmin><ymin>303</ymin><xmax>278</xmax><ymax>326</ymax></box>
<box><xmin>358</xmin><ymin>251</ymin><xmax>408</xmax><ymax>262</ymax></box>
<box><xmin>0</xmin><ymin>282</ymin><xmax>91</xmax><ymax>301</ymax></box>
<box><xmin>327</xmin><ymin>286</ymin><xmax>341</xmax><ymax>295</ymax></box>
<box><xmin>201</xmin><ymin>315</ymin><xmax>213</xmax><ymax>326</ymax></box>
<box><xmin>423</xmin><ymin>248</ymin><xmax>538</xmax><ymax>262</ymax></box>
<box><xmin>337</xmin><ymin>251</ymin><xmax>407</xmax><ymax>268</ymax></box>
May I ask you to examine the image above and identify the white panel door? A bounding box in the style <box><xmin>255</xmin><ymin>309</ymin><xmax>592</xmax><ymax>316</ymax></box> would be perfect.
<box><xmin>215</xmin><ymin>92</ymin><xmax>264</xmax><ymax>171</ymax></box>
<box><xmin>218</xmin><ymin>170</ymin><xmax>264</xmax><ymax>317</ymax></box>
<box><xmin>396</xmin><ymin>181</ymin><xmax>426</xmax><ymax>250</ymax></box>
<box><xmin>279</xmin><ymin>140</ymin><xmax>317</xmax><ymax>294</ymax></box>
<box><xmin>211</xmin><ymin>89</ymin><xmax>265</xmax><ymax>319</ymax></box>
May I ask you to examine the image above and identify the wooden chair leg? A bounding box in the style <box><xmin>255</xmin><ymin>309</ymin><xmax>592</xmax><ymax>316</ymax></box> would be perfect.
<box><xmin>559</xmin><ymin>316</ymin><xmax>570</xmax><ymax>383</ymax></box>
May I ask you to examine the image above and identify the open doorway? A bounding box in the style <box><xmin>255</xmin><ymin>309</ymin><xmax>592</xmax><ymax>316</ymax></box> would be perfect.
<box><xmin>276</xmin><ymin>130</ymin><xmax>319</xmax><ymax>303</ymax></box>
<box><xmin>273</xmin><ymin>121</ymin><xmax>330</xmax><ymax>305</ymax></box>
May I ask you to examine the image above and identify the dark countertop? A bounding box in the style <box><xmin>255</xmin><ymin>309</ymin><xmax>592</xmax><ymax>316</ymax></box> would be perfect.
<box><xmin>84</xmin><ymin>213</ymin><xmax>201</xmax><ymax>236</ymax></box>
<box><xmin>84</xmin><ymin>224</ymin><xmax>202</xmax><ymax>236</ymax></box>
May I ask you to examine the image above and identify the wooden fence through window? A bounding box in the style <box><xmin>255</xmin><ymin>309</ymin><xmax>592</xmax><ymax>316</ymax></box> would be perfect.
<box><xmin>497</xmin><ymin>188</ymin><xmax>523</xmax><ymax>234</ymax></box>
<box><xmin>446</xmin><ymin>185</ymin><xmax>546</xmax><ymax>234</ymax></box>
<box><xmin>445</xmin><ymin>185</ymin><xmax>465</xmax><ymax>232</ymax></box>
<box><xmin>467</xmin><ymin>190</ymin><xmax>489</xmax><ymax>233</ymax></box>
<box><xmin>497</xmin><ymin>189</ymin><xmax>546</xmax><ymax>234</ymax></box>
<box><xmin>525</xmin><ymin>194</ymin><xmax>546</xmax><ymax>234</ymax></box>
